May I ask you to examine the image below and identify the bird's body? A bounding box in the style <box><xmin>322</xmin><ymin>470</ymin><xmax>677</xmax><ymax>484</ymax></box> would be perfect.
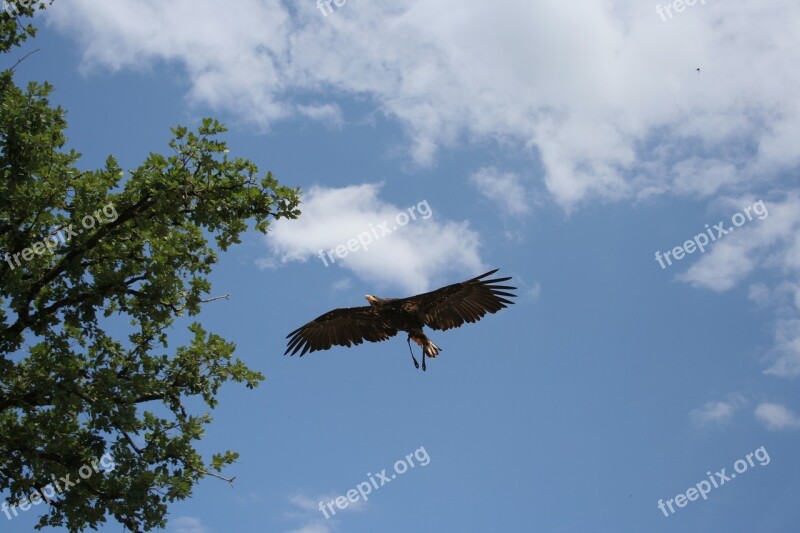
<box><xmin>364</xmin><ymin>296</ymin><xmax>443</xmax><ymax>361</ymax></box>
<box><xmin>285</xmin><ymin>269</ymin><xmax>516</xmax><ymax>370</ymax></box>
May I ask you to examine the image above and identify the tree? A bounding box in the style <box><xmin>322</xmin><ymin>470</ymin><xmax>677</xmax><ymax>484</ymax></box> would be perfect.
<box><xmin>0</xmin><ymin>3</ymin><xmax>300</xmax><ymax>530</ymax></box>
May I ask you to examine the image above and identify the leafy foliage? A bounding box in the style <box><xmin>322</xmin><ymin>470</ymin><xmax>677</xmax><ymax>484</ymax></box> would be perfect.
<box><xmin>0</xmin><ymin>4</ymin><xmax>300</xmax><ymax>530</ymax></box>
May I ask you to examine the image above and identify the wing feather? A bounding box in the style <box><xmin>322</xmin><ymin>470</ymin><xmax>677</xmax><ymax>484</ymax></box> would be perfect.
<box><xmin>400</xmin><ymin>269</ymin><xmax>518</xmax><ymax>331</ymax></box>
<box><xmin>285</xmin><ymin>305</ymin><xmax>398</xmax><ymax>356</ymax></box>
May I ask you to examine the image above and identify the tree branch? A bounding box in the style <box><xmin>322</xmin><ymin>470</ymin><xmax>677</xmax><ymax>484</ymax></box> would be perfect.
<box><xmin>9</xmin><ymin>47</ymin><xmax>38</xmax><ymax>72</ymax></box>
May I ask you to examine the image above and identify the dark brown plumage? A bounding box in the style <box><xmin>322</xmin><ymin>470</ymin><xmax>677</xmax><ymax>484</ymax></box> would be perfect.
<box><xmin>285</xmin><ymin>269</ymin><xmax>517</xmax><ymax>370</ymax></box>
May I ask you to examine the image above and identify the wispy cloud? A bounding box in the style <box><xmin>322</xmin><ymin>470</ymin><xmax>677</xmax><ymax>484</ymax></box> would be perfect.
<box><xmin>470</xmin><ymin>167</ymin><xmax>531</xmax><ymax>217</ymax></box>
<box><xmin>678</xmin><ymin>195</ymin><xmax>798</xmax><ymax>292</ymax></box>
<box><xmin>284</xmin><ymin>491</ymin><xmax>364</xmax><ymax>533</ymax></box>
<box><xmin>675</xmin><ymin>194</ymin><xmax>800</xmax><ymax>380</ymax></box>
<box><xmin>283</xmin><ymin>493</ymin><xmax>333</xmax><ymax>533</ymax></box>
<box><xmin>755</xmin><ymin>403</ymin><xmax>800</xmax><ymax>431</ymax></box>
<box><xmin>287</xmin><ymin>494</ymin><xmax>322</xmax><ymax>514</ymax></box>
<box><xmin>261</xmin><ymin>183</ymin><xmax>483</xmax><ymax>293</ymax></box>
<box><xmin>170</xmin><ymin>516</ymin><xmax>211</xmax><ymax>533</ymax></box>
<box><xmin>286</xmin><ymin>524</ymin><xmax>331</xmax><ymax>533</ymax></box>
<box><xmin>48</xmin><ymin>1</ymin><xmax>800</xmax><ymax>209</ymax></box>
<box><xmin>296</xmin><ymin>103</ymin><xmax>344</xmax><ymax>128</ymax></box>
<box><xmin>331</xmin><ymin>278</ymin><xmax>353</xmax><ymax>292</ymax></box>
<box><xmin>764</xmin><ymin>319</ymin><xmax>800</xmax><ymax>378</ymax></box>
<box><xmin>690</xmin><ymin>395</ymin><xmax>747</xmax><ymax>427</ymax></box>
<box><xmin>527</xmin><ymin>281</ymin><xmax>541</xmax><ymax>300</ymax></box>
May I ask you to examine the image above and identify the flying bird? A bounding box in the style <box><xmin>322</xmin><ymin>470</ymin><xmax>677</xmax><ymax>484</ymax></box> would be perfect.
<box><xmin>285</xmin><ymin>269</ymin><xmax>517</xmax><ymax>371</ymax></box>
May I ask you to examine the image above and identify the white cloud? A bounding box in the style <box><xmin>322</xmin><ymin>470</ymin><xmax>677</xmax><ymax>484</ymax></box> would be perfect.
<box><xmin>689</xmin><ymin>395</ymin><xmax>746</xmax><ymax>426</ymax></box>
<box><xmin>47</xmin><ymin>0</ymin><xmax>800</xmax><ymax>209</ymax></box>
<box><xmin>331</xmin><ymin>278</ymin><xmax>353</xmax><ymax>292</ymax></box>
<box><xmin>287</xmin><ymin>493</ymin><xmax>323</xmax><ymax>514</ymax></box>
<box><xmin>668</xmin><ymin>158</ymin><xmax>744</xmax><ymax>198</ymax></box>
<box><xmin>747</xmin><ymin>282</ymin><xmax>772</xmax><ymax>307</ymax></box>
<box><xmin>764</xmin><ymin>319</ymin><xmax>800</xmax><ymax>378</ymax></box>
<box><xmin>754</xmin><ymin>403</ymin><xmax>800</xmax><ymax>431</ymax></box>
<box><xmin>255</xmin><ymin>257</ymin><xmax>278</xmax><ymax>270</ymax></box>
<box><xmin>261</xmin><ymin>184</ymin><xmax>484</xmax><ymax>293</ymax></box>
<box><xmin>674</xmin><ymin>194</ymin><xmax>800</xmax><ymax>379</ymax></box>
<box><xmin>296</xmin><ymin>103</ymin><xmax>344</xmax><ymax>128</ymax></box>
<box><xmin>284</xmin><ymin>492</ymin><xmax>364</xmax><ymax>533</ymax></box>
<box><xmin>528</xmin><ymin>281</ymin><xmax>541</xmax><ymax>300</ymax></box>
<box><xmin>171</xmin><ymin>516</ymin><xmax>210</xmax><ymax>533</ymax></box>
<box><xmin>470</xmin><ymin>167</ymin><xmax>531</xmax><ymax>217</ymax></box>
<box><xmin>677</xmin><ymin>240</ymin><xmax>756</xmax><ymax>292</ymax></box>
<box><xmin>678</xmin><ymin>195</ymin><xmax>798</xmax><ymax>292</ymax></box>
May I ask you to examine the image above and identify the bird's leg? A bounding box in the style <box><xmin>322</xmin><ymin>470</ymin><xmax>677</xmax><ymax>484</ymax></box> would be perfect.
<box><xmin>407</xmin><ymin>336</ymin><xmax>419</xmax><ymax>369</ymax></box>
<box><xmin>422</xmin><ymin>350</ymin><xmax>427</xmax><ymax>372</ymax></box>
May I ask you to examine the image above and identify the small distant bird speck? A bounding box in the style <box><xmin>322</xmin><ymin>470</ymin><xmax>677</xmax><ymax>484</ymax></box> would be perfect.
<box><xmin>697</xmin><ymin>68</ymin><xmax>700</xmax><ymax>73</ymax></box>
<box><xmin>285</xmin><ymin>269</ymin><xmax>517</xmax><ymax>371</ymax></box>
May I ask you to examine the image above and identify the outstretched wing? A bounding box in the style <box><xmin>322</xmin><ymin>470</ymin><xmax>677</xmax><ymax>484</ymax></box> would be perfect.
<box><xmin>285</xmin><ymin>306</ymin><xmax>398</xmax><ymax>356</ymax></box>
<box><xmin>401</xmin><ymin>269</ymin><xmax>517</xmax><ymax>331</ymax></box>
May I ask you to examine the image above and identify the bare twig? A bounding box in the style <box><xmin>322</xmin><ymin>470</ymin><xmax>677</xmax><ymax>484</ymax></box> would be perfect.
<box><xmin>193</xmin><ymin>467</ymin><xmax>235</xmax><ymax>484</ymax></box>
<box><xmin>9</xmin><ymin>47</ymin><xmax>39</xmax><ymax>72</ymax></box>
<box><xmin>200</xmin><ymin>294</ymin><xmax>230</xmax><ymax>304</ymax></box>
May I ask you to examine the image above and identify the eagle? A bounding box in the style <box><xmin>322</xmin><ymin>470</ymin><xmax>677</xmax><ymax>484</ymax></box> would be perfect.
<box><xmin>285</xmin><ymin>269</ymin><xmax>517</xmax><ymax>371</ymax></box>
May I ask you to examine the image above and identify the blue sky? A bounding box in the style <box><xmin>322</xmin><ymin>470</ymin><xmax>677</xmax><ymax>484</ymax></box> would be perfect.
<box><xmin>3</xmin><ymin>0</ymin><xmax>800</xmax><ymax>532</ymax></box>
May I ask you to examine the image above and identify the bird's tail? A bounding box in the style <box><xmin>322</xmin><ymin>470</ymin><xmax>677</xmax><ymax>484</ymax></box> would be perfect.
<box><xmin>411</xmin><ymin>333</ymin><xmax>441</xmax><ymax>358</ymax></box>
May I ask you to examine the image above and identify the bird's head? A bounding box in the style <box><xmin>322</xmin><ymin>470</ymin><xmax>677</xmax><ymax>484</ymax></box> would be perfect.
<box><xmin>365</xmin><ymin>294</ymin><xmax>381</xmax><ymax>307</ymax></box>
